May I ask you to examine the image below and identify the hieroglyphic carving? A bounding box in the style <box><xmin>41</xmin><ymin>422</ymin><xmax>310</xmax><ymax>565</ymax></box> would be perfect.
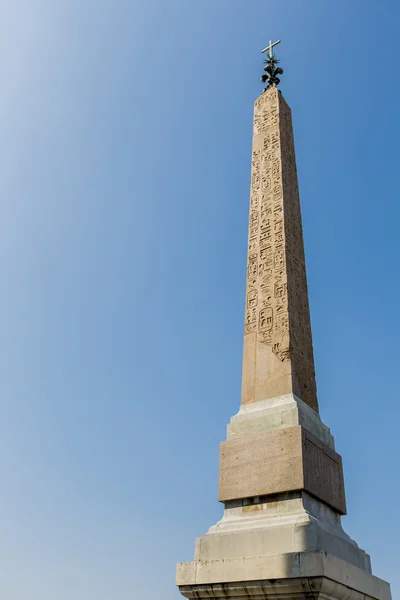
<box><xmin>244</xmin><ymin>87</ymin><xmax>318</xmax><ymax>410</ymax></box>
<box><xmin>278</xmin><ymin>96</ymin><xmax>317</xmax><ymax>403</ymax></box>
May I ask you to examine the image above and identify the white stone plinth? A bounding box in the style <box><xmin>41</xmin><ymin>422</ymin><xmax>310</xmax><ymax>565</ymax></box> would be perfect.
<box><xmin>200</xmin><ymin>492</ymin><xmax>370</xmax><ymax>572</ymax></box>
<box><xmin>227</xmin><ymin>393</ymin><xmax>334</xmax><ymax>448</ymax></box>
<box><xmin>177</xmin><ymin>551</ymin><xmax>391</xmax><ymax>599</ymax></box>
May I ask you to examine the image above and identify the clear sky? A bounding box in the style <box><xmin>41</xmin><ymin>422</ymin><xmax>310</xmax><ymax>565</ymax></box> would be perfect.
<box><xmin>0</xmin><ymin>1</ymin><xmax>399</xmax><ymax>598</ymax></box>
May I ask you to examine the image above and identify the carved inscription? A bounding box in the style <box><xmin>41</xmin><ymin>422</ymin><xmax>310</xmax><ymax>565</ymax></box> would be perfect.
<box><xmin>245</xmin><ymin>87</ymin><xmax>317</xmax><ymax>409</ymax></box>
<box><xmin>247</xmin><ymin>89</ymin><xmax>289</xmax><ymax>359</ymax></box>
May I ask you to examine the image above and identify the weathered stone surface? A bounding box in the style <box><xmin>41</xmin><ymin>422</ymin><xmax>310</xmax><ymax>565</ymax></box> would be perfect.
<box><xmin>219</xmin><ymin>426</ymin><xmax>302</xmax><ymax>501</ymax></box>
<box><xmin>218</xmin><ymin>425</ymin><xmax>346</xmax><ymax>514</ymax></box>
<box><xmin>303</xmin><ymin>428</ymin><xmax>346</xmax><ymax>515</ymax></box>
<box><xmin>242</xmin><ymin>87</ymin><xmax>318</xmax><ymax>411</ymax></box>
<box><xmin>196</xmin><ymin>491</ymin><xmax>370</xmax><ymax>571</ymax></box>
<box><xmin>179</xmin><ymin>577</ymin><xmax>386</xmax><ymax>600</ymax></box>
<box><xmin>227</xmin><ymin>394</ymin><xmax>334</xmax><ymax>448</ymax></box>
<box><xmin>177</xmin><ymin>551</ymin><xmax>391</xmax><ymax>600</ymax></box>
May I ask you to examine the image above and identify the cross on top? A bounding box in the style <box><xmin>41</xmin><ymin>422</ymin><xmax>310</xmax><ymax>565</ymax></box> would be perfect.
<box><xmin>261</xmin><ymin>39</ymin><xmax>281</xmax><ymax>58</ymax></box>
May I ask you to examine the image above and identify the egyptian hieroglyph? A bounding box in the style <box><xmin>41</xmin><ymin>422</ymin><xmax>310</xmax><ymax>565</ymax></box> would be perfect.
<box><xmin>242</xmin><ymin>87</ymin><xmax>318</xmax><ymax>412</ymax></box>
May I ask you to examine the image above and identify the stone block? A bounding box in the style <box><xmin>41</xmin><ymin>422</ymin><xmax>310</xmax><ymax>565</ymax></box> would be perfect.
<box><xmin>227</xmin><ymin>394</ymin><xmax>334</xmax><ymax>449</ymax></box>
<box><xmin>218</xmin><ymin>425</ymin><xmax>346</xmax><ymax>514</ymax></box>
<box><xmin>176</xmin><ymin>551</ymin><xmax>391</xmax><ymax>599</ymax></box>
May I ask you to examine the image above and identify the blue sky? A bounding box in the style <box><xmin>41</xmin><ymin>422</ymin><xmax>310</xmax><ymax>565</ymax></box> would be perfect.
<box><xmin>0</xmin><ymin>1</ymin><xmax>399</xmax><ymax>598</ymax></box>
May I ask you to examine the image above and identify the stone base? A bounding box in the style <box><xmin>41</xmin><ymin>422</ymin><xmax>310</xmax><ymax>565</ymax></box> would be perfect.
<box><xmin>226</xmin><ymin>394</ymin><xmax>334</xmax><ymax>448</ymax></box>
<box><xmin>176</xmin><ymin>396</ymin><xmax>391</xmax><ymax>599</ymax></box>
<box><xmin>198</xmin><ymin>492</ymin><xmax>370</xmax><ymax>572</ymax></box>
<box><xmin>177</xmin><ymin>552</ymin><xmax>391</xmax><ymax>599</ymax></box>
<box><xmin>219</xmin><ymin>426</ymin><xmax>346</xmax><ymax>513</ymax></box>
<box><xmin>179</xmin><ymin>577</ymin><xmax>384</xmax><ymax>599</ymax></box>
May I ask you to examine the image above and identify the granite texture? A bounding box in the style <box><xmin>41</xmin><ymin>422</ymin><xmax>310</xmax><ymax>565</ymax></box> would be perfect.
<box><xmin>242</xmin><ymin>87</ymin><xmax>318</xmax><ymax>411</ymax></box>
<box><xmin>218</xmin><ymin>425</ymin><xmax>346</xmax><ymax>514</ymax></box>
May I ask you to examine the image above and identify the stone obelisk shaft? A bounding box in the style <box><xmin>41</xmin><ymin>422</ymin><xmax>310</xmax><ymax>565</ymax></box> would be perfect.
<box><xmin>242</xmin><ymin>87</ymin><xmax>318</xmax><ymax>412</ymax></box>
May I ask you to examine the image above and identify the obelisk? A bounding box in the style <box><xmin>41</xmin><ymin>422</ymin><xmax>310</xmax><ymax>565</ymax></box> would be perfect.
<box><xmin>176</xmin><ymin>43</ymin><xmax>391</xmax><ymax>600</ymax></box>
<box><xmin>242</xmin><ymin>73</ymin><xmax>317</xmax><ymax>412</ymax></box>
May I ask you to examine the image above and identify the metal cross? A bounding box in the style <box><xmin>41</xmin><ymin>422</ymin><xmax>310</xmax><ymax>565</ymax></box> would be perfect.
<box><xmin>261</xmin><ymin>39</ymin><xmax>281</xmax><ymax>58</ymax></box>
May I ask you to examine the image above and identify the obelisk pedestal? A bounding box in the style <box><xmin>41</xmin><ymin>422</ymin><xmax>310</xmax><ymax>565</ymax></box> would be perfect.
<box><xmin>176</xmin><ymin>85</ymin><xmax>391</xmax><ymax>599</ymax></box>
